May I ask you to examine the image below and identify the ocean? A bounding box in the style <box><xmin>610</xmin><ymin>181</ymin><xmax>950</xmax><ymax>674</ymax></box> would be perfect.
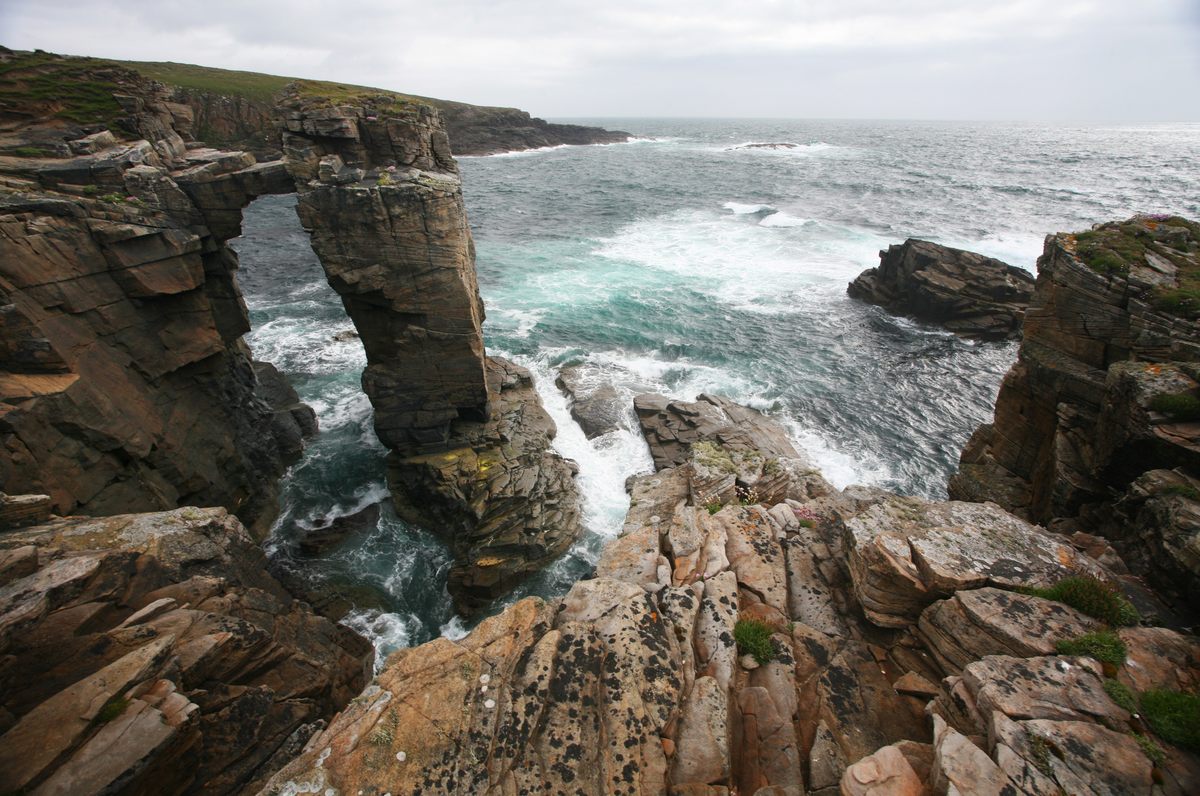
<box><xmin>232</xmin><ymin>119</ymin><xmax>1200</xmax><ymax>662</ymax></box>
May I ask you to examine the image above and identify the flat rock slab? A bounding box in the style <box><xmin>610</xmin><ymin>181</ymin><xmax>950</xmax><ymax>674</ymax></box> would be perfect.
<box><xmin>845</xmin><ymin>496</ymin><xmax>1107</xmax><ymax>627</ymax></box>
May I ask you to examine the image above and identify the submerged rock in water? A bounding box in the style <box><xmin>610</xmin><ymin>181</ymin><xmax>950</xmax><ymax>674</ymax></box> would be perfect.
<box><xmin>556</xmin><ymin>364</ymin><xmax>628</xmax><ymax>438</ymax></box>
<box><xmin>848</xmin><ymin>238</ymin><xmax>1035</xmax><ymax>340</ymax></box>
<box><xmin>298</xmin><ymin>501</ymin><xmax>383</xmax><ymax>557</ymax></box>
<box><xmin>0</xmin><ymin>507</ymin><xmax>372</xmax><ymax>795</ymax></box>
<box><xmin>727</xmin><ymin>141</ymin><xmax>800</xmax><ymax>150</ymax></box>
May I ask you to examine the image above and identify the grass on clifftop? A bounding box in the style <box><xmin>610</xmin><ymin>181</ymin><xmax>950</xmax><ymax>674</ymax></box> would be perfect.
<box><xmin>1025</xmin><ymin>575</ymin><xmax>1140</xmax><ymax>627</ymax></box>
<box><xmin>734</xmin><ymin>619</ymin><xmax>777</xmax><ymax>665</ymax></box>
<box><xmin>1072</xmin><ymin>216</ymin><xmax>1200</xmax><ymax>319</ymax></box>
<box><xmin>115</xmin><ymin>59</ymin><xmax>427</xmax><ymax>113</ymax></box>
<box><xmin>1141</xmin><ymin>689</ymin><xmax>1200</xmax><ymax>751</ymax></box>
<box><xmin>0</xmin><ymin>49</ymin><xmax>124</xmax><ymax>125</ymax></box>
<box><xmin>1055</xmin><ymin>630</ymin><xmax>1127</xmax><ymax>665</ymax></box>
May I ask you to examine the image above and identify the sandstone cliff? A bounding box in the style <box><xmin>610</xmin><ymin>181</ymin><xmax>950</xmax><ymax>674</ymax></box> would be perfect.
<box><xmin>275</xmin><ymin>87</ymin><xmax>583</xmax><ymax>613</ymax></box>
<box><xmin>0</xmin><ymin>506</ymin><xmax>373</xmax><ymax>795</ymax></box>
<box><xmin>103</xmin><ymin>56</ymin><xmax>630</xmax><ymax>157</ymax></box>
<box><xmin>262</xmin><ymin>394</ymin><xmax>1200</xmax><ymax>796</ymax></box>
<box><xmin>950</xmin><ymin>215</ymin><xmax>1200</xmax><ymax>611</ymax></box>
<box><xmin>0</xmin><ymin>59</ymin><xmax>309</xmax><ymax>538</ymax></box>
<box><xmin>848</xmin><ymin>238</ymin><xmax>1035</xmax><ymax>340</ymax></box>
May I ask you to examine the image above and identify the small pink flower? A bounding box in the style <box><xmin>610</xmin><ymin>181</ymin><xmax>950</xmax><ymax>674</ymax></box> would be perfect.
<box><xmin>385</xmin><ymin>165</ymin><xmax>396</xmax><ymax>172</ymax></box>
<box><xmin>125</xmin><ymin>196</ymin><xmax>137</xmax><ymax>202</ymax></box>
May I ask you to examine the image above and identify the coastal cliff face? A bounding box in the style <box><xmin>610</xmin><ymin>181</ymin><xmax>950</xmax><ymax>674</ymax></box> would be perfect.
<box><xmin>0</xmin><ymin>50</ymin><xmax>582</xmax><ymax>611</ymax></box>
<box><xmin>0</xmin><ymin>64</ymin><xmax>309</xmax><ymax>538</ymax></box>
<box><xmin>0</xmin><ymin>507</ymin><xmax>373</xmax><ymax>795</ymax></box>
<box><xmin>950</xmin><ymin>216</ymin><xmax>1200</xmax><ymax>609</ymax></box>
<box><xmin>847</xmin><ymin>238</ymin><xmax>1035</xmax><ymax>340</ymax></box>
<box><xmin>263</xmin><ymin>394</ymin><xmax>1200</xmax><ymax>796</ymax></box>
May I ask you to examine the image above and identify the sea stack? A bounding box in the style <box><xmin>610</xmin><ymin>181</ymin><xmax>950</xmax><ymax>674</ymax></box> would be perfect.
<box><xmin>848</xmin><ymin>238</ymin><xmax>1036</xmax><ymax>340</ymax></box>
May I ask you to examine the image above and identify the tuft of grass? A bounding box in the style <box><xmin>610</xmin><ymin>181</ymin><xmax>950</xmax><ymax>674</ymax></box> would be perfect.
<box><xmin>1055</xmin><ymin>630</ymin><xmax>1127</xmax><ymax>666</ymax></box>
<box><xmin>1159</xmin><ymin>483</ymin><xmax>1200</xmax><ymax>500</ymax></box>
<box><xmin>734</xmin><ymin>618</ymin><xmax>777</xmax><ymax>665</ymax></box>
<box><xmin>1141</xmin><ymin>689</ymin><xmax>1200</xmax><ymax>751</ymax></box>
<box><xmin>1028</xmin><ymin>734</ymin><xmax>1055</xmax><ymax>777</ymax></box>
<box><xmin>1149</xmin><ymin>392</ymin><xmax>1200</xmax><ymax>422</ymax></box>
<box><xmin>1133</xmin><ymin>732</ymin><xmax>1166</xmax><ymax>766</ymax></box>
<box><xmin>10</xmin><ymin>145</ymin><xmax>50</xmax><ymax>157</ymax></box>
<box><xmin>1026</xmin><ymin>575</ymin><xmax>1139</xmax><ymax>627</ymax></box>
<box><xmin>94</xmin><ymin>696</ymin><xmax>130</xmax><ymax>724</ymax></box>
<box><xmin>797</xmin><ymin>518</ymin><xmax>816</xmax><ymax>528</ymax></box>
<box><xmin>1104</xmin><ymin>678</ymin><xmax>1138</xmax><ymax>712</ymax></box>
<box><xmin>706</xmin><ymin>502</ymin><xmax>722</xmax><ymax>515</ymax></box>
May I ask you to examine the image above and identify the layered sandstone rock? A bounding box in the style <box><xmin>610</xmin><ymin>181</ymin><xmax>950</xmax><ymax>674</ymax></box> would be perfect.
<box><xmin>950</xmin><ymin>215</ymin><xmax>1200</xmax><ymax>610</ymax></box>
<box><xmin>848</xmin><ymin>238</ymin><xmax>1035</xmax><ymax>340</ymax></box>
<box><xmin>0</xmin><ymin>89</ymin><xmax>310</xmax><ymax>537</ymax></box>
<box><xmin>0</xmin><ymin>507</ymin><xmax>372</xmax><ymax>795</ymax></box>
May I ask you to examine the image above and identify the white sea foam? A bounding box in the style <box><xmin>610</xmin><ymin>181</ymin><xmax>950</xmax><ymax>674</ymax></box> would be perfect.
<box><xmin>758</xmin><ymin>211</ymin><xmax>812</xmax><ymax>228</ymax></box>
<box><xmin>496</xmin><ymin>347</ymin><xmax>654</xmax><ymax>537</ymax></box>
<box><xmin>593</xmin><ymin>207</ymin><xmax>888</xmax><ymax>314</ymax></box>
<box><xmin>722</xmin><ymin>201</ymin><xmax>776</xmax><ymax>215</ymax></box>
<box><xmin>306</xmin><ymin>386</ymin><xmax>374</xmax><ymax>430</ymax></box>
<box><xmin>342</xmin><ymin>609</ymin><xmax>418</xmax><ymax>670</ymax></box>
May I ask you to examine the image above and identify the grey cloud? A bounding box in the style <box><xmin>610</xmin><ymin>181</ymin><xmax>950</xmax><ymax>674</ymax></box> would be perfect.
<box><xmin>0</xmin><ymin>0</ymin><xmax>1196</xmax><ymax>120</ymax></box>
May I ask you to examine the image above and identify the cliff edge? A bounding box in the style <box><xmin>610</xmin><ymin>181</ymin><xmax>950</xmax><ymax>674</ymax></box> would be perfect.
<box><xmin>950</xmin><ymin>215</ymin><xmax>1200</xmax><ymax>612</ymax></box>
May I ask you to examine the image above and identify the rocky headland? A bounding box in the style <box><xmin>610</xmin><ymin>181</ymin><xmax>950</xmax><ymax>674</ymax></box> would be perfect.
<box><xmin>0</xmin><ymin>49</ymin><xmax>629</xmax><ymax>158</ymax></box>
<box><xmin>0</xmin><ymin>52</ymin><xmax>581</xmax><ymax>609</ymax></box>
<box><xmin>848</xmin><ymin>238</ymin><xmax>1036</xmax><ymax>340</ymax></box>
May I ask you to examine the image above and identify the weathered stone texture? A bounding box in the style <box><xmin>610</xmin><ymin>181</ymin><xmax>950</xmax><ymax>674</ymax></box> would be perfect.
<box><xmin>848</xmin><ymin>238</ymin><xmax>1035</xmax><ymax>340</ymax></box>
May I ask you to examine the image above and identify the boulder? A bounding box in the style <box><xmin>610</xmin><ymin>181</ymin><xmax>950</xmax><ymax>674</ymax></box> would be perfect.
<box><xmin>848</xmin><ymin>238</ymin><xmax>1034</xmax><ymax>340</ymax></box>
<box><xmin>556</xmin><ymin>364</ymin><xmax>627</xmax><ymax>438</ymax></box>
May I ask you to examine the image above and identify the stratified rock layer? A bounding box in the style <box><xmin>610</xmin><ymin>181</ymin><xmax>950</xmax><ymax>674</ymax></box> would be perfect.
<box><xmin>950</xmin><ymin>216</ymin><xmax>1200</xmax><ymax>610</ymax></box>
<box><xmin>0</xmin><ymin>507</ymin><xmax>372</xmax><ymax>795</ymax></box>
<box><xmin>848</xmin><ymin>238</ymin><xmax>1035</xmax><ymax>340</ymax></box>
<box><xmin>0</xmin><ymin>73</ymin><xmax>309</xmax><ymax>537</ymax></box>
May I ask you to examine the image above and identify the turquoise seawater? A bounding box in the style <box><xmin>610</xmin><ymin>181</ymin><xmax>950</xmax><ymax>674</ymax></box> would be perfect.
<box><xmin>233</xmin><ymin>119</ymin><xmax>1200</xmax><ymax>660</ymax></box>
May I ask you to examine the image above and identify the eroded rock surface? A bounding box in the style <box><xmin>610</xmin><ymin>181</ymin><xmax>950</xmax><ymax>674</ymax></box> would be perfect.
<box><xmin>262</xmin><ymin>395</ymin><xmax>1196</xmax><ymax>796</ymax></box>
<box><xmin>950</xmin><ymin>215</ymin><xmax>1200</xmax><ymax>612</ymax></box>
<box><xmin>0</xmin><ymin>72</ymin><xmax>312</xmax><ymax>538</ymax></box>
<box><xmin>0</xmin><ymin>507</ymin><xmax>372</xmax><ymax>795</ymax></box>
<box><xmin>848</xmin><ymin>238</ymin><xmax>1035</xmax><ymax>340</ymax></box>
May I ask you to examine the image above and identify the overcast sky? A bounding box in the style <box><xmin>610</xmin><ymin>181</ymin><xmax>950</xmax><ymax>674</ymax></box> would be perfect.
<box><xmin>2</xmin><ymin>0</ymin><xmax>1197</xmax><ymax>120</ymax></box>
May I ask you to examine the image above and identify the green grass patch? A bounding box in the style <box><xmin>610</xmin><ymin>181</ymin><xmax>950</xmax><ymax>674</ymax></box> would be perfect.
<box><xmin>705</xmin><ymin>502</ymin><xmax>722</xmax><ymax>515</ymax></box>
<box><xmin>94</xmin><ymin>696</ymin><xmax>130</xmax><ymax>724</ymax></box>
<box><xmin>1141</xmin><ymin>689</ymin><xmax>1200</xmax><ymax>751</ymax></box>
<box><xmin>734</xmin><ymin>619</ymin><xmax>777</xmax><ymax>665</ymax></box>
<box><xmin>1025</xmin><ymin>575</ymin><xmax>1139</xmax><ymax>626</ymax></box>
<box><xmin>1149</xmin><ymin>392</ymin><xmax>1200</xmax><ymax>422</ymax></box>
<box><xmin>1133</xmin><ymin>732</ymin><xmax>1166</xmax><ymax>766</ymax></box>
<box><xmin>1103</xmin><ymin>678</ymin><xmax>1138</xmax><ymax>712</ymax></box>
<box><xmin>1159</xmin><ymin>483</ymin><xmax>1200</xmax><ymax>500</ymax></box>
<box><xmin>113</xmin><ymin>59</ymin><xmax>292</xmax><ymax>104</ymax></box>
<box><xmin>1056</xmin><ymin>630</ymin><xmax>1127</xmax><ymax>665</ymax></box>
